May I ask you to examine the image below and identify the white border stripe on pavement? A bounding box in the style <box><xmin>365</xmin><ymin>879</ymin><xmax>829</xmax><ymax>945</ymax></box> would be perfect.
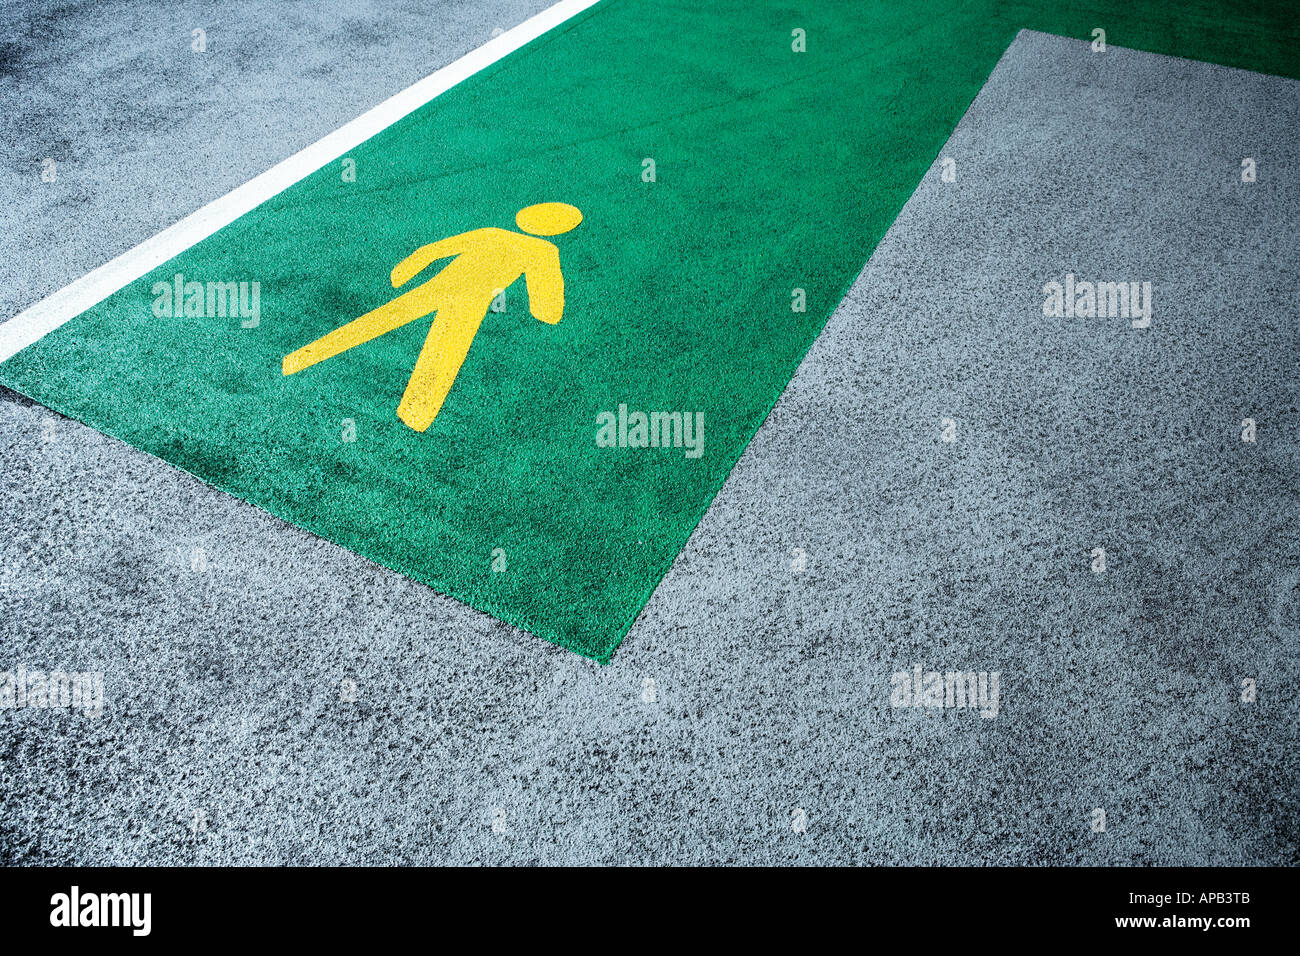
<box><xmin>0</xmin><ymin>0</ymin><xmax>602</xmax><ymax>364</ymax></box>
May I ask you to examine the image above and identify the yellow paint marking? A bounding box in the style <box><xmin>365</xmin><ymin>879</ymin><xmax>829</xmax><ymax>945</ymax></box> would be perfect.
<box><xmin>283</xmin><ymin>202</ymin><xmax>582</xmax><ymax>431</ymax></box>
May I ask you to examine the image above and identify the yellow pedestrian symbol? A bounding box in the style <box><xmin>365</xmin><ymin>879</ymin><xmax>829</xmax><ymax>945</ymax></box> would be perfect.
<box><xmin>283</xmin><ymin>201</ymin><xmax>583</xmax><ymax>431</ymax></box>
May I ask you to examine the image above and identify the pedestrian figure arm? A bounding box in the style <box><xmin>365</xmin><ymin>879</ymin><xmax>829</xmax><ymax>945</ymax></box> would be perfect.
<box><xmin>391</xmin><ymin>236</ymin><xmax>466</xmax><ymax>288</ymax></box>
<box><xmin>525</xmin><ymin>245</ymin><xmax>565</xmax><ymax>325</ymax></box>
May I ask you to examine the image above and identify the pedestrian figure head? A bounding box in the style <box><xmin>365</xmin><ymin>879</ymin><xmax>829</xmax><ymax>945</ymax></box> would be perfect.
<box><xmin>515</xmin><ymin>202</ymin><xmax>582</xmax><ymax>236</ymax></box>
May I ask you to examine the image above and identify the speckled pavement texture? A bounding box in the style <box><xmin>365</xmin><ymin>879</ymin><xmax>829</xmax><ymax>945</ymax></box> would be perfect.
<box><xmin>2</xmin><ymin>21</ymin><xmax>1298</xmax><ymax>864</ymax></box>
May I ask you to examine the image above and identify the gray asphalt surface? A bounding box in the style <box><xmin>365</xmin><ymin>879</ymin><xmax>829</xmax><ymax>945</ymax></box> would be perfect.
<box><xmin>2</xmin><ymin>15</ymin><xmax>1298</xmax><ymax>864</ymax></box>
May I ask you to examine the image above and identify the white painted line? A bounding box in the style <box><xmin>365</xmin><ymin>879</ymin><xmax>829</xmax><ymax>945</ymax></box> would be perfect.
<box><xmin>0</xmin><ymin>0</ymin><xmax>603</xmax><ymax>364</ymax></box>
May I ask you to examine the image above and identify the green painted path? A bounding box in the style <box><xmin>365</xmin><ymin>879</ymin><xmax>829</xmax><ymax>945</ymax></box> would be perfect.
<box><xmin>3</xmin><ymin>0</ymin><xmax>1296</xmax><ymax>660</ymax></box>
